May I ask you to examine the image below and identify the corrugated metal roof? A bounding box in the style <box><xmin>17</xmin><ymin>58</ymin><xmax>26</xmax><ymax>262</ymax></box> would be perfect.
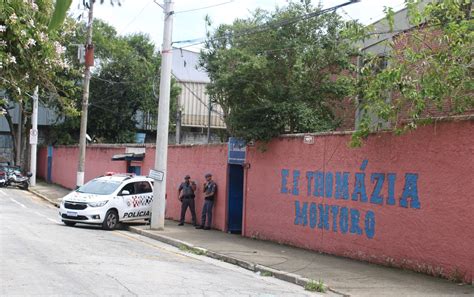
<box><xmin>178</xmin><ymin>81</ymin><xmax>226</xmax><ymax>128</ymax></box>
<box><xmin>172</xmin><ymin>48</ymin><xmax>210</xmax><ymax>83</ymax></box>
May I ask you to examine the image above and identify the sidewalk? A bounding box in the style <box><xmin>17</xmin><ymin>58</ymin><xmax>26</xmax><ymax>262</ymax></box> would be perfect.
<box><xmin>29</xmin><ymin>180</ymin><xmax>70</xmax><ymax>207</ymax></box>
<box><xmin>29</xmin><ymin>181</ymin><xmax>473</xmax><ymax>297</ymax></box>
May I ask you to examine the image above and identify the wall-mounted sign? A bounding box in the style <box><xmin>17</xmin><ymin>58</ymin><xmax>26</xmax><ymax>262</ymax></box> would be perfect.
<box><xmin>126</xmin><ymin>147</ymin><xmax>146</xmax><ymax>154</ymax></box>
<box><xmin>228</xmin><ymin>137</ymin><xmax>246</xmax><ymax>165</ymax></box>
<box><xmin>29</xmin><ymin>129</ymin><xmax>38</xmax><ymax>145</ymax></box>
<box><xmin>149</xmin><ymin>169</ymin><xmax>164</xmax><ymax>181</ymax></box>
<box><xmin>303</xmin><ymin>135</ymin><xmax>314</xmax><ymax>144</ymax></box>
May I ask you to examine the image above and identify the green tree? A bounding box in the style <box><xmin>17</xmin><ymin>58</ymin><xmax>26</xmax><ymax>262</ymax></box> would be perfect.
<box><xmin>48</xmin><ymin>0</ymin><xmax>72</xmax><ymax>31</ymax></box>
<box><xmin>51</xmin><ymin>20</ymin><xmax>180</xmax><ymax>144</ymax></box>
<box><xmin>1</xmin><ymin>0</ymin><xmax>80</xmax><ymax>162</ymax></box>
<box><xmin>199</xmin><ymin>1</ymin><xmax>365</xmax><ymax>142</ymax></box>
<box><xmin>352</xmin><ymin>0</ymin><xmax>473</xmax><ymax>146</ymax></box>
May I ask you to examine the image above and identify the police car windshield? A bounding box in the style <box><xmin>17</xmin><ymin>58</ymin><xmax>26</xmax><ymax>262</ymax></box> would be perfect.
<box><xmin>76</xmin><ymin>179</ymin><xmax>121</xmax><ymax>195</ymax></box>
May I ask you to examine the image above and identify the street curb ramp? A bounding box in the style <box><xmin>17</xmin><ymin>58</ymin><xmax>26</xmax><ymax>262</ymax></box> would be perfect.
<box><xmin>126</xmin><ymin>226</ymin><xmax>346</xmax><ymax>296</ymax></box>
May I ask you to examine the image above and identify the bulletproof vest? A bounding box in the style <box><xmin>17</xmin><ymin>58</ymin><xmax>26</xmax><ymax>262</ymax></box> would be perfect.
<box><xmin>182</xmin><ymin>183</ymin><xmax>194</xmax><ymax>197</ymax></box>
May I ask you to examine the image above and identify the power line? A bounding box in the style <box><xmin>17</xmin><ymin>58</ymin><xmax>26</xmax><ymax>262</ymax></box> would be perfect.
<box><xmin>189</xmin><ymin>21</ymin><xmax>454</xmax><ymax>57</ymax></box>
<box><xmin>174</xmin><ymin>0</ymin><xmax>358</xmax><ymax>48</ymax></box>
<box><xmin>172</xmin><ymin>37</ymin><xmax>206</xmax><ymax>45</ymax></box>
<box><xmin>179</xmin><ymin>29</ymin><xmax>398</xmax><ymax>58</ymax></box>
<box><xmin>91</xmin><ymin>75</ymin><xmax>152</xmax><ymax>85</ymax></box>
<box><xmin>120</xmin><ymin>0</ymin><xmax>153</xmax><ymax>33</ymax></box>
<box><xmin>175</xmin><ymin>2</ymin><xmax>462</xmax><ymax>50</ymax></box>
<box><xmin>174</xmin><ymin>0</ymin><xmax>234</xmax><ymax>14</ymax></box>
<box><xmin>171</xmin><ymin>72</ymin><xmax>225</xmax><ymax>117</ymax></box>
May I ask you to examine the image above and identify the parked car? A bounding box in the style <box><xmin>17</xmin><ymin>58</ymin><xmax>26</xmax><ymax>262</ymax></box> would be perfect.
<box><xmin>59</xmin><ymin>173</ymin><xmax>154</xmax><ymax>230</ymax></box>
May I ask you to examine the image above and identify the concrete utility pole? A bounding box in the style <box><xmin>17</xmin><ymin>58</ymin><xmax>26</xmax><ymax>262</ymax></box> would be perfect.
<box><xmin>175</xmin><ymin>109</ymin><xmax>181</xmax><ymax>144</ymax></box>
<box><xmin>151</xmin><ymin>0</ymin><xmax>174</xmax><ymax>230</ymax></box>
<box><xmin>16</xmin><ymin>100</ymin><xmax>22</xmax><ymax>166</ymax></box>
<box><xmin>29</xmin><ymin>86</ymin><xmax>38</xmax><ymax>187</ymax></box>
<box><xmin>77</xmin><ymin>0</ymin><xmax>94</xmax><ymax>188</ymax></box>
<box><xmin>207</xmin><ymin>97</ymin><xmax>211</xmax><ymax>143</ymax></box>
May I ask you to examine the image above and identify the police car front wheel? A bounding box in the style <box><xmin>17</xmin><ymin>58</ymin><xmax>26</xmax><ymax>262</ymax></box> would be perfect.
<box><xmin>102</xmin><ymin>209</ymin><xmax>119</xmax><ymax>230</ymax></box>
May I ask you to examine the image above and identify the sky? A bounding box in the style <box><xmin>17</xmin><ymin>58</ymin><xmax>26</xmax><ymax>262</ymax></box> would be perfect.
<box><xmin>70</xmin><ymin>0</ymin><xmax>407</xmax><ymax>51</ymax></box>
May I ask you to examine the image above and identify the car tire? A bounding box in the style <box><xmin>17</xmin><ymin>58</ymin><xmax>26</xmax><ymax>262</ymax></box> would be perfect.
<box><xmin>102</xmin><ymin>209</ymin><xmax>119</xmax><ymax>230</ymax></box>
<box><xmin>62</xmin><ymin>220</ymin><xmax>76</xmax><ymax>227</ymax></box>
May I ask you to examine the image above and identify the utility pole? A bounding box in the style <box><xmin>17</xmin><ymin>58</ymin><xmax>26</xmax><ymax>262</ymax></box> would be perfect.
<box><xmin>77</xmin><ymin>0</ymin><xmax>94</xmax><ymax>188</ymax></box>
<box><xmin>15</xmin><ymin>99</ymin><xmax>22</xmax><ymax>166</ymax></box>
<box><xmin>151</xmin><ymin>0</ymin><xmax>174</xmax><ymax>230</ymax></box>
<box><xmin>175</xmin><ymin>109</ymin><xmax>181</xmax><ymax>144</ymax></box>
<box><xmin>207</xmin><ymin>98</ymin><xmax>211</xmax><ymax>143</ymax></box>
<box><xmin>29</xmin><ymin>86</ymin><xmax>38</xmax><ymax>187</ymax></box>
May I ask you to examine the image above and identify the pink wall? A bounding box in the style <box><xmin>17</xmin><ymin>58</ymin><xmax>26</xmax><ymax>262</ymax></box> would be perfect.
<box><xmin>38</xmin><ymin>144</ymin><xmax>229</xmax><ymax>231</ymax></box>
<box><xmin>244</xmin><ymin>120</ymin><xmax>474</xmax><ymax>282</ymax></box>
<box><xmin>37</xmin><ymin>120</ymin><xmax>473</xmax><ymax>281</ymax></box>
<box><xmin>45</xmin><ymin>146</ymin><xmax>126</xmax><ymax>189</ymax></box>
<box><xmin>164</xmin><ymin>145</ymin><xmax>228</xmax><ymax>231</ymax></box>
<box><xmin>121</xmin><ymin>145</ymin><xmax>228</xmax><ymax>230</ymax></box>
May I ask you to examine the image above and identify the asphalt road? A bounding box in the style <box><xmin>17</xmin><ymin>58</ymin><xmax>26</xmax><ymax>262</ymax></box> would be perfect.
<box><xmin>0</xmin><ymin>188</ymin><xmax>322</xmax><ymax>297</ymax></box>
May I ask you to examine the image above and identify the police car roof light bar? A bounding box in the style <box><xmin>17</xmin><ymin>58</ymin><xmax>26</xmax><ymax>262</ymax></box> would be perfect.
<box><xmin>104</xmin><ymin>172</ymin><xmax>135</xmax><ymax>177</ymax></box>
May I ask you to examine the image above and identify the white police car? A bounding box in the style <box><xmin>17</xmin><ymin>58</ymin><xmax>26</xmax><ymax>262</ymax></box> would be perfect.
<box><xmin>59</xmin><ymin>173</ymin><xmax>154</xmax><ymax>230</ymax></box>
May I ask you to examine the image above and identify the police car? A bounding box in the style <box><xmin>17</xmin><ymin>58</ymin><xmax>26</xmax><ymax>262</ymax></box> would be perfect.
<box><xmin>59</xmin><ymin>173</ymin><xmax>154</xmax><ymax>230</ymax></box>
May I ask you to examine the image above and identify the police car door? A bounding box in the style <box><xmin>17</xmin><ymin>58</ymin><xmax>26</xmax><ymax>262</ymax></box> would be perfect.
<box><xmin>118</xmin><ymin>182</ymin><xmax>139</xmax><ymax>221</ymax></box>
<box><xmin>135</xmin><ymin>181</ymin><xmax>153</xmax><ymax>218</ymax></box>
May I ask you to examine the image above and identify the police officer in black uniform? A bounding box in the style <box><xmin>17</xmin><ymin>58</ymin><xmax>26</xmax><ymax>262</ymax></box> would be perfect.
<box><xmin>178</xmin><ymin>175</ymin><xmax>197</xmax><ymax>226</ymax></box>
<box><xmin>196</xmin><ymin>173</ymin><xmax>217</xmax><ymax>230</ymax></box>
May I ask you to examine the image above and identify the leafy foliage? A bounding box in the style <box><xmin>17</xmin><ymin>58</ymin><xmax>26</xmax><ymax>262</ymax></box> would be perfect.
<box><xmin>1</xmin><ymin>0</ymin><xmax>81</xmax><ymax>162</ymax></box>
<box><xmin>1</xmin><ymin>0</ymin><xmax>80</xmax><ymax>111</ymax></box>
<box><xmin>199</xmin><ymin>1</ymin><xmax>365</xmax><ymax>142</ymax></box>
<box><xmin>52</xmin><ymin>20</ymin><xmax>180</xmax><ymax>144</ymax></box>
<box><xmin>48</xmin><ymin>0</ymin><xmax>72</xmax><ymax>31</ymax></box>
<box><xmin>352</xmin><ymin>0</ymin><xmax>473</xmax><ymax>146</ymax></box>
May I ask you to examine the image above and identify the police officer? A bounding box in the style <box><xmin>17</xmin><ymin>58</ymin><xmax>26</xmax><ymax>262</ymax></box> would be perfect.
<box><xmin>178</xmin><ymin>175</ymin><xmax>197</xmax><ymax>226</ymax></box>
<box><xmin>196</xmin><ymin>173</ymin><xmax>217</xmax><ymax>230</ymax></box>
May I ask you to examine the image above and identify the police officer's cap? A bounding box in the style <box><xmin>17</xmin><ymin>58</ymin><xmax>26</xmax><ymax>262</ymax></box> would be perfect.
<box><xmin>205</xmin><ymin>173</ymin><xmax>212</xmax><ymax>178</ymax></box>
<box><xmin>184</xmin><ymin>175</ymin><xmax>190</xmax><ymax>179</ymax></box>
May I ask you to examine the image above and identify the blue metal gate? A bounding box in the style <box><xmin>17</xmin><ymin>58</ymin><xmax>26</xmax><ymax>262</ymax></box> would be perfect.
<box><xmin>227</xmin><ymin>164</ymin><xmax>244</xmax><ymax>233</ymax></box>
<box><xmin>47</xmin><ymin>146</ymin><xmax>53</xmax><ymax>183</ymax></box>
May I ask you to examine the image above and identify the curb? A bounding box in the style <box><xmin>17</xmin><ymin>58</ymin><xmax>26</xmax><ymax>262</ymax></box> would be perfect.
<box><xmin>29</xmin><ymin>188</ymin><xmax>60</xmax><ymax>208</ymax></box>
<box><xmin>126</xmin><ymin>226</ymin><xmax>346</xmax><ymax>296</ymax></box>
